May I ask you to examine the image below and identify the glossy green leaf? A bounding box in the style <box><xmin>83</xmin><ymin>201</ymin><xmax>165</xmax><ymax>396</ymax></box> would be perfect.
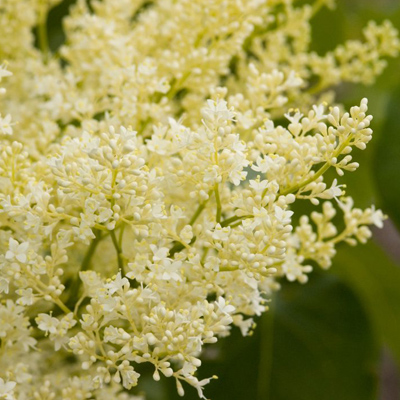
<box><xmin>373</xmin><ymin>88</ymin><xmax>400</xmax><ymax>231</ymax></box>
<box><xmin>267</xmin><ymin>273</ymin><xmax>378</xmax><ymax>400</ymax></box>
<box><xmin>333</xmin><ymin>241</ymin><xmax>400</xmax><ymax>367</ymax></box>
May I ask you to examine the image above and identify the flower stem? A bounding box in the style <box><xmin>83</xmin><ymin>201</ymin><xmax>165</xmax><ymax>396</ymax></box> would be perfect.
<box><xmin>53</xmin><ymin>297</ymin><xmax>72</xmax><ymax>314</ymax></box>
<box><xmin>110</xmin><ymin>229</ymin><xmax>124</xmax><ymax>274</ymax></box>
<box><xmin>38</xmin><ymin>5</ymin><xmax>50</xmax><ymax>63</ymax></box>
<box><xmin>168</xmin><ymin>191</ymin><xmax>212</xmax><ymax>257</ymax></box>
<box><xmin>118</xmin><ymin>223</ymin><xmax>126</xmax><ymax>248</ymax></box>
<box><xmin>214</xmin><ymin>184</ymin><xmax>222</xmax><ymax>223</ymax></box>
<box><xmin>279</xmin><ymin>160</ymin><xmax>332</xmax><ymax>197</ymax></box>
<box><xmin>189</xmin><ymin>199</ymin><xmax>208</xmax><ymax>226</ymax></box>
<box><xmin>274</xmin><ymin>136</ymin><xmax>352</xmax><ymax>197</ymax></box>
<box><xmin>220</xmin><ymin>214</ymin><xmax>253</xmax><ymax>227</ymax></box>
<box><xmin>66</xmin><ymin>230</ymin><xmax>102</xmax><ymax>310</ymax></box>
<box><xmin>81</xmin><ymin>230</ymin><xmax>103</xmax><ymax>272</ymax></box>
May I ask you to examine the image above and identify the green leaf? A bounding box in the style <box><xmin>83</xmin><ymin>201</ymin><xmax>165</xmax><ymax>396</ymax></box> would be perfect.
<box><xmin>267</xmin><ymin>272</ymin><xmax>379</xmax><ymax>400</ymax></box>
<box><xmin>332</xmin><ymin>241</ymin><xmax>400</xmax><ymax>367</ymax></box>
<box><xmin>47</xmin><ymin>0</ymin><xmax>76</xmax><ymax>52</ymax></box>
<box><xmin>310</xmin><ymin>4</ymin><xmax>346</xmax><ymax>54</ymax></box>
<box><xmin>373</xmin><ymin>88</ymin><xmax>400</xmax><ymax>231</ymax></box>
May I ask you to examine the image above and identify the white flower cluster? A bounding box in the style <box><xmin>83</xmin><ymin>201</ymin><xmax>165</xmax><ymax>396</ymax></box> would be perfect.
<box><xmin>0</xmin><ymin>0</ymin><xmax>397</xmax><ymax>398</ymax></box>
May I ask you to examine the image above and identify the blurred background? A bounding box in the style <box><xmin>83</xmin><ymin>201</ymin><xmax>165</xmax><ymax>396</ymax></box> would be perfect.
<box><xmin>45</xmin><ymin>0</ymin><xmax>400</xmax><ymax>398</ymax></box>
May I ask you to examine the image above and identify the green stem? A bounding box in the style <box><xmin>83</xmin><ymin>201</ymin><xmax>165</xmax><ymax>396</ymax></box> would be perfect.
<box><xmin>306</xmin><ymin>80</ymin><xmax>327</xmax><ymax>96</ymax></box>
<box><xmin>53</xmin><ymin>297</ymin><xmax>72</xmax><ymax>314</ymax></box>
<box><xmin>118</xmin><ymin>223</ymin><xmax>126</xmax><ymax>248</ymax></box>
<box><xmin>73</xmin><ymin>293</ymin><xmax>86</xmax><ymax>316</ymax></box>
<box><xmin>166</xmin><ymin>71</ymin><xmax>191</xmax><ymax>100</ymax></box>
<box><xmin>168</xmin><ymin>192</ymin><xmax>212</xmax><ymax>257</ymax></box>
<box><xmin>66</xmin><ymin>230</ymin><xmax>102</xmax><ymax>310</ymax></box>
<box><xmin>168</xmin><ymin>236</ymin><xmax>196</xmax><ymax>258</ymax></box>
<box><xmin>220</xmin><ymin>214</ymin><xmax>253</xmax><ymax>228</ymax></box>
<box><xmin>230</xmin><ymin>220</ymin><xmax>245</xmax><ymax>228</ymax></box>
<box><xmin>200</xmin><ymin>247</ymin><xmax>210</xmax><ymax>264</ymax></box>
<box><xmin>110</xmin><ymin>230</ymin><xmax>124</xmax><ymax>274</ymax></box>
<box><xmin>38</xmin><ymin>7</ymin><xmax>50</xmax><ymax>63</ymax></box>
<box><xmin>214</xmin><ymin>184</ymin><xmax>222</xmax><ymax>223</ymax></box>
<box><xmin>189</xmin><ymin>199</ymin><xmax>208</xmax><ymax>226</ymax></box>
<box><xmin>327</xmin><ymin>227</ymin><xmax>351</xmax><ymax>245</ymax></box>
<box><xmin>191</xmin><ymin>189</ymin><xmax>213</xmax><ymax>225</ymax></box>
<box><xmin>273</xmin><ymin>136</ymin><xmax>352</xmax><ymax>198</ymax></box>
<box><xmin>81</xmin><ymin>230</ymin><xmax>103</xmax><ymax>272</ymax></box>
<box><xmin>278</xmin><ymin>160</ymin><xmax>332</xmax><ymax>197</ymax></box>
<box><xmin>220</xmin><ymin>215</ymin><xmax>241</xmax><ymax>227</ymax></box>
